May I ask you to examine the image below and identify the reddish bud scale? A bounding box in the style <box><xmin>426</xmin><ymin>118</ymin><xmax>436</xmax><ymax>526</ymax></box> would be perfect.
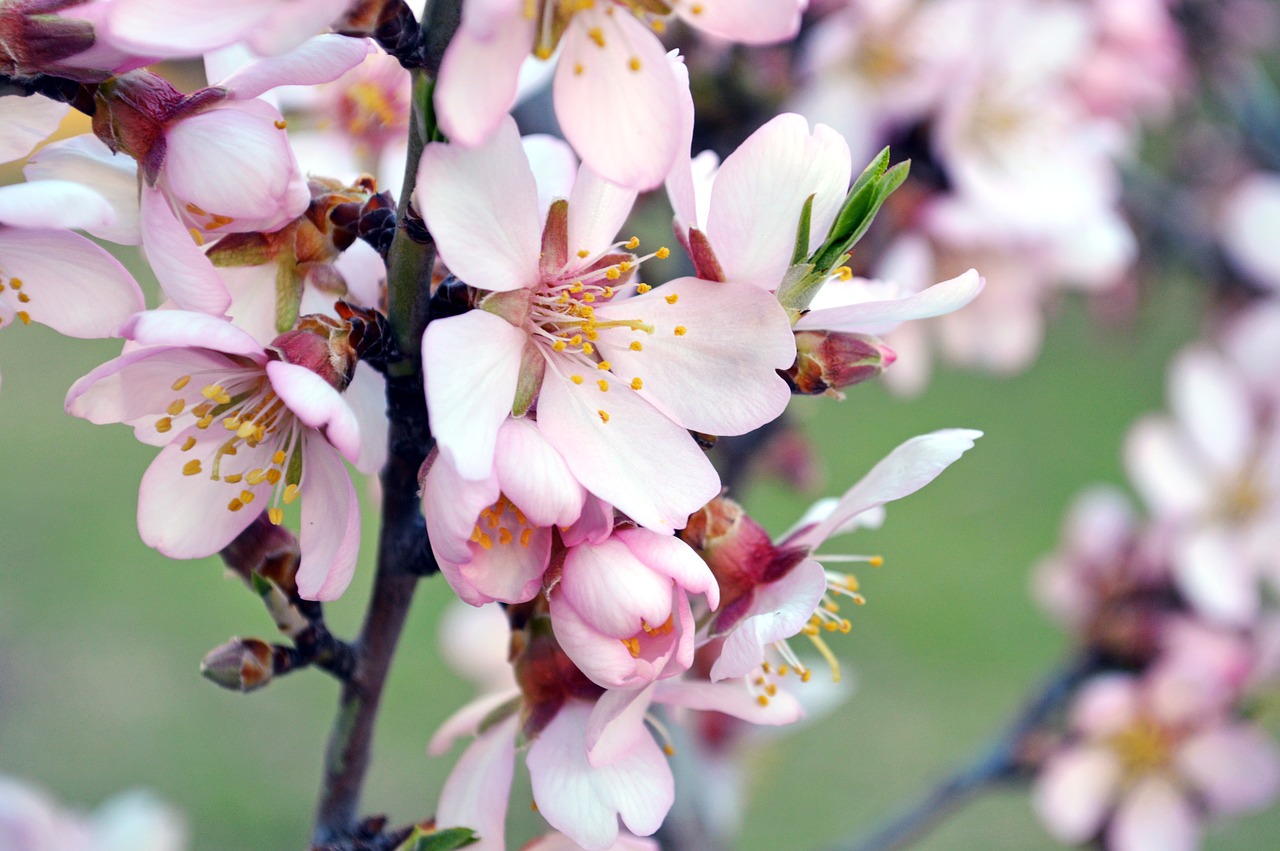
<box><xmin>269</xmin><ymin>315</ymin><xmax>361</xmax><ymax>391</ymax></box>
<box><xmin>220</xmin><ymin>513</ymin><xmax>303</xmax><ymax>596</ymax></box>
<box><xmin>784</xmin><ymin>330</ymin><xmax>895</xmax><ymax>396</ymax></box>
<box><xmin>201</xmin><ymin>637</ymin><xmax>275</xmax><ymax>692</ymax></box>
<box><xmin>682</xmin><ymin>496</ymin><xmax>779</xmax><ymax>603</ymax></box>
<box><xmin>513</xmin><ymin>610</ymin><xmax>605</xmax><ymax>739</ymax></box>
<box><xmin>0</xmin><ymin>1</ymin><xmax>101</xmax><ymax>82</ymax></box>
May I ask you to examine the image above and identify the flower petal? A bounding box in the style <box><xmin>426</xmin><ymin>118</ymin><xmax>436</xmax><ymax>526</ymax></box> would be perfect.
<box><xmin>593</xmin><ymin>278</ymin><xmax>794</xmax><ymax>436</ymax></box>
<box><xmin>434</xmin><ymin>12</ymin><xmax>536</xmax><ymax>147</ymax></box>
<box><xmin>1033</xmin><ymin>746</ymin><xmax>1121</xmax><ymax>843</ymax></box>
<box><xmin>494</xmin><ymin>417</ymin><xmax>586</xmax><ymax>527</ymax></box>
<box><xmin>122</xmin><ymin>310</ymin><xmax>267</xmax><ymax>360</ymax></box>
<box><xmin>1177</xmin><ymin>724</ymin><xmax>1280</xmax><ymax>815</ymax></box>
<box><xmin>653</xmin><ymin>678</ymin><xmax>804</xmax><ymax>726</ymax></box>
<box><xmin>436</xmin><ymin>716</ymin><xmax>519</xmax><ymax>851</ymax></box>
<box><xmin>295</xmin><ymin>438</ymin><xmax>361</xmax><ymax>600</ymax></box>
<box><xmin>553</xmin><ymin>11</ymin><xmax>681</xmax><ymax>190</ymax></box>
<box><xmin>266</xmin><ymin>360</ymin><xmax>361</xmax><ymax>463</ymax></box>
<box><xmin>566</xmin><ymin>165</ymin><xmax>638</xmax><ymax>261</ymax></box>
<box><xmin>0</xmin><ymin>96</ymin><xmax>69</xmax><ymax>163</ymax></box>
<box><xmin>788</xmin><ymin>429</ymin><xmax>982</xmax><ymax>551</ymax></box>
<box><xmin>709</xmin><ymin>559</ymin><xmax>827</xmax><ymax>682</ymax></box>
<box><xmin>615</xmin><ymin>527</ymin><xmax>718</xmax><ymax>609</ymax></box>
<box><xmin>418</xmin><ymin>116</ymin><xmax>541</xmax><ymax>292</ymax></box>
<box><xmin>706</xmin><ymin>113</ymin><xmax>851</xmax><ymax>289</ymax></box>
<box><xmin>1106</xmin><ymin>777</ymin><xmax>1199</xmax><ymax>851</ymax></box>
<box><xmin>675</xmin><ymin>0</ymin><xmax>804</xmax><ymax>44</ymax></box>
<box><xmin>536</xmin><ymin>366</ymin><xmax>719</xmax><ymax>534</ymax></box>
<box><xmin>24</xmin><ymin>136</ymin><xmax>142</xmax><ymax>244</ymax></box>
<box><xmin>139</xmin><ymin>185</ymin><xmax>232</xmax><ymax>315</ymax></box>
<box><xmin>0</xmin><ymin>228</ymin><xmax>143</xmax><ymax>338</ymax></box>
<box><xmin>797</xmin><ymin>270</ymin><xmax>985</xmax><ymax>334</ymax></box>
<box><xmin>216</xmin><ymin>34</ymin><xmax>372</xmax><ymax>99</ymax></box>
<box><xmin>560</xmin><ymin>538</ymin><xmax>673</xmax><ymax>637</ymax></box>
<box><xmin>1168</xmin><ymin>346</ymin><xmax>1253</xmax><ymax>475</ymax></box>
<box><xmin>0</xmin><ymin>179</ymin><xmax>116</xmax><ymax>233</ymax></box>
<box><xmin>422</xmin><ymin>310</ymin><xmax>526</xmax><ymax>479</ymax></box>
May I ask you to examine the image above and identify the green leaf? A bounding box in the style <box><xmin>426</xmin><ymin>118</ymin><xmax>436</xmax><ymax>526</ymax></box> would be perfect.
<box><xmin>809</xmin><ymin>152</ymin><xmax>910</xmax><ymax>273</ymax></box>
<box><xmin>790</xmin><ymin>194</ymin><xmax>815</xmax><ymax>266</ymax></box>
<box><xmin>275</xmin><ymin>260</ymin><xmax>303</xmax><ymax>334</ymax></box>
<box><xmin>397</xmin><ymin>826</ymin><xmax>479</xmax><ymax>851</ymax></box>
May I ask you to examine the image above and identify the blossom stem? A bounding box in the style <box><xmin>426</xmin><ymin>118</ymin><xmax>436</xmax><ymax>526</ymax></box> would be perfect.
<box><xmin>838</xmin><ymin>655</ymin><xmax>1097</xmax><ymax>851</ymax></box>
<box><xmin>311</xmin><ymin>3</ymin><xmax>460</xmax><ymax>843</ymax></box>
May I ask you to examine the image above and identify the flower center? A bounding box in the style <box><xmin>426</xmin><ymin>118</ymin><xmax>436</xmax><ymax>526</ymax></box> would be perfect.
<box><xmin>1108</xmin><ymin>715</ymin><xmax>1174</xmax><ymax>779</ymax></box>
<box><xmin>620</xmin><ymin>613</ymin><xmax>675</xmax><ymax>658</ymax></box>
<box><xmin>471</xmin><ymin>494</ymin><xmax>535</xmax><ymax>551</ymax></box>
<box><xmin>162</xmin><ymin>370</ymin><xmax>303</xmax><ymax>524</ymax></box>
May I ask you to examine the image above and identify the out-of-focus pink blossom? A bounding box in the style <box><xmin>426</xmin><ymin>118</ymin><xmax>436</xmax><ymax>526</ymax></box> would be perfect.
<box><xmin>0</xmin><ymin>775</ymin><xmax>187</xmax><ymax>851</ymax></box>
<box><xmin>103</xmin><ymin>0</ymin><xmax>358</xmax><ymax>57</ymax></box>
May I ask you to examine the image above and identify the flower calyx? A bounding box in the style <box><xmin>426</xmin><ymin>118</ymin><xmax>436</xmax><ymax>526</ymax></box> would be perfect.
<box><xmin>784</xmin><ymin>330</ymin><xmax>897</xmax><ymax>397</ymax></box>
<box><xmin>269</xmin><ymin>314</ymin><xmax>361</xmax><ymax>392</ymax></box>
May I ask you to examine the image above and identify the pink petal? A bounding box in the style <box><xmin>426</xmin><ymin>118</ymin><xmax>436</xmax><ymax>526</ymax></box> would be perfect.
<box><xmin>417</xmin><ymin>117</ymin><xmax>541</xmax><ymax>292</ymax></box>
<box><xmin>422</xmin><ymin>310</ymin><xmax>526</xmax><ymax>479</ymax></box>
<box><xmin>565</xmin><ymin>165</ymin><xmax>638</xmax><ymax>262</ymax></box>
<box><xmin>122</xmin><ymin>310</ymin><xmax>266</xmax><ymax>360</ymax></box>
<box><xmin>1032</xmin><ymin>746</ymin><xmax>1121</xmax><ymax>843</ymax></box>
<box><xmin>1107</xmin><ymin>778</ymin><xmax>1199</xmax><ymax>851</ymax></box>
<box><xmin>106</xmin><ymin>0</ymin><xmax>280</xmax><ymax>55</ymax></box>
<box><xmin>436</xmin><ymin>716</ymin><xmax>519</xmax><ymax>851</ymax></box>
<box><xmin>788</xmin><ymin>430</ymin><xmax>982</xmax><ymax>551</ymax></box>
<box><xmin>675</xmin><ymin>0</ymin><xmax>805</xmax><ymax>44</ymax></box>
<box><xmin>66</xmin><ymin>347</ymin><xmax>240</xmax><ymax>427</ymax></box>
<box><xmin>527</xmin><ymin>701</ymin><xmax>673</xmax><ymax>849</ymax></box>
<box><xmin>494</xmin><ymin>417</ymin><xmax>586</xmax><ymax>527</ymax></box>
<box><xmin>1122</xmin><ymin>416</ymin><xmax>1211</xmax><ymax>518</ymax></box>
<box><xmin>560</xmin><ymin>538</ymin><xmax>673</xmax><ymax>637</ymax></box>
<box><xmin>1220</xmin><ymin>173</ymin><xmax>1280</xmax><ymax>291</ymax></box>
<box><xmin>265</xmin><ymin>360</ymin><xmax>361</xmax><ymax>463</ymax></box>
<box><xmin>422</xmin><ymin>452</ymin><xmax>502</xmax><ymax>567</ymax></box>
<box><xmin>615</xmin><ymin>527</ymin><xmax>719</xmax><ymax>609</ymax></box>
<box><xmin>1069</xmin><ymin>674</ymin><xmax>1140</xmax><ymax>737</ymax></box>
<box><xmin>593</xmin><ymin>277</ymin><xmax>794</xmax><ymax>436</ymax></box>
<box><xmin>345</xmin><ymin>362</ymin><xmax>388</xmax><ymax>475</ymax></box>
<box><xmin>797</xmin><ymin>270</ymin><xmax>985</xmax><ymax>334</ymax></box>
<box><xmin>653</xmin><ymin>678</ymin><xmax>804</xmax><ymax>726</ymax></box>
<box><xmin>663</xmin><ymin>53</ymin><xmax>699</xmax><ymax>234</ymax></box>
<box><xmin>1177</xmin><ymin>724</ymin><xmax>1280</xmax><ymax>814</ymax></box>
<box><xmin>429</xmin><ymin>689</ymin><xmax>521</xmax><ymax>756</ymax></box>
<box><xmin>0</xmin><ymin>229</ymin><xmax>143</xmax><ymax>338</ymax></box>
<box><xmin>706</xmin><ymin>113</ymin><xmax>851</xmax><ymax>289</ymax></box>
<box><xmin>1173</xmin><ymin>528</ymin><xmax>1259</xmax><ymax>627</ymax></box>
<box><xmin>137</xmin><ymin>427</ymin><xmax>272</xmax><ymax>558</ymax></box>
<box><xmin>139</xmin><ymin>185</ymin><xmax>232</xmax><ymax>315</ymax></box>
<box><xmin>24</xmin><ymin>135</ymin><xmax>142</xmax><ymax>244</ymax></box>
<box><xmin>164</xmin><ymin>101</ymin><xmax>306</xmax><ymax>226</ymax></box>
<box><xmin>295</xmin><ymin>438</ymin><xmax>361</xmax><ymax>600</ymax></box>
<box><xmin>434</xmin><ymin>12</ymin><xmax>535</xmax><ymax>146</ymax></box>
<box><xmin>709</xmin><ymin>559</ymin><xmax>827</xmax><ymax>682</ymax></box>
<box><xmin>0</xmin><ymin>180</ymin><xmax>115</xmax><ymax>232</ymax></box>
<box><xmin>553</xmin><ymin>11</ymin><xmax>681</xmax><ymax>191</ymax></box>
<box><xmin>524</xmin><ymin>134</ymin><xmax>579</xmax><ymax>220</ymax></box>
<box><xmin>550</xmin><ymin>593</ymin><xmax>667</xmax><ymax>689</ymax></box>
<box><xmin>536</xmin><ymin>368</ymin><xmax>719</xmax><ymax>534</ymax></box>
<box><xmin>0</xmin><ymin>96</ymin><xmax>69</xmax><ymax>163</ymax></box>
<box><xmin>1168</xmin><ymin>346</ymin><xmax>1253</xmax><ymax>475</ymax></box>
<box><xmin>455</xmin><ymin>525</ymin><xmax>552</xmax><ymax>605</ymax></box>
<box><xmin>216</xmin><ymin>34</ymin><xmax>372</xmax><ymax>99</ymax></box>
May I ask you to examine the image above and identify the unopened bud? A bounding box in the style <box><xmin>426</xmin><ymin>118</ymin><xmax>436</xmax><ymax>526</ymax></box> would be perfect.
<box><xmin>681</xmin><ymin>496</ymin><xmax>779</xmax><ymax>602</ymax></box>
<box><xmin>221</xmin><ymin>514</ymin><xmax>301</xmax><ymax>594</ymax></box>
<box><xmin>269</xmin><ymin>315</ymin><xmax>359</xmax><ymax>391</ymax></box>
<box><xmin>784</xmin><ymin>330</ymin><xmax>896</xmax><ymax>396</ymax></box>
<box><xmin>201</xmin><ymin>637</ymin><xmax>275</xmax><ymax>692</ymax></box>
<box><xmin>0</xmin><ymin>3</ymin><xmax>99</xmax><ymax>82</ymax></box>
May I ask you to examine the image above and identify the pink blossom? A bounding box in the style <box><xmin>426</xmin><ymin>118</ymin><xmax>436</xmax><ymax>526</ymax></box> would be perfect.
<box><xmin>0</xmin><ymin>775</ymin><xmax>187</xmax><ymax>851</ymax></box>
<box><xmin>0</xmin><ymin>96</ymin><xmax>69</xmax><ymax>163</ymax></box>
<box><xmin>1220</xmin><ymin>172</ymin><xmax>1280</xmax><ymax>292</ymax></box>
<box><xmin>549</xmin><ymin>526</ymin><xmax>718</xmax><ymax>689</ymax></box>
<box><xmin>418</xmin><ymin>117</ymin><xmax>794</xmax><ymax>534</ymax></box>
<box><xmin>435</xmin><ymin>1</ymin><xmax>805</xmax><ymax>189</ymax></box>
<box><xmin>421</xmin><ymin>417</ymin><xmax>587</xmax><ymax>606</ymax></box>
<box><xmin>66</xmin><ymin>310</ymin><xmax>371</xmax><ymax>600</ymax></box>
<box><xmin>688</xmin><ymin>429</ymin><xmax>980</xmax><ymax>684</ymax></box>
<box><xmin>103</xmin><ymin>0</ymin><xmax>359</xmax><ymax>57</ymax></box>
<box><xmin>0</xmin><ymin>179</ymin><xmax>144</xmax><ymax>346</ymax></box>
<box><xmin>1124</xmin><ymin>345</ymin><xmax>1280</xmax><ymax>626</ymax></box>
<box><xmin>1033</xmin><ymin>667</ymin><xmax>1280</xmax><ymax>850</ymax></box>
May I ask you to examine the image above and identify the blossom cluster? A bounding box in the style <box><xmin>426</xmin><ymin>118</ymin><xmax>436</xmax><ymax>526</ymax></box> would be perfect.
<box><xmin>0</xmin><ymin>0</ymin><xmax>994</xmax><ymax>848</ymax></box>
<box><xmin>1028</xmin><ymin>300</ymin><xmax>1280</xmax><ymax>850</ymax></box>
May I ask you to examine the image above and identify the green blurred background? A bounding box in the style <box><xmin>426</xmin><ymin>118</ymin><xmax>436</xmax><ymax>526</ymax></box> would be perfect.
<box><xmin>3</xmin><ymin>208</ymin><xmax>1280</xmax><ymax>849</ymax></box>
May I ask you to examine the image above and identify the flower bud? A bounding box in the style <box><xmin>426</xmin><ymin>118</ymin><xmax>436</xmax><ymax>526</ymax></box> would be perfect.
<box><xmin>0</xmin><ymin>2</ymin><xmax>99</xmax><ymax>82</ymax></box>
<box><xmin>783</xmin><ymin>330</ymin><xmax>896</xmax><ymax>396</ymax></box>
<box><xmin>201</xmin><ymin>637</ymin><xmax>276</xmax><ymax>692</ymax></box>
<box><xmin>269</xmin><ymin>315</ymin><xmax>360</xmax><ymax>391</ymax></box>
<box><xmin>681</xmin><ymin>496</ymin><xmax>779</xmax><ymax>603</ymax></box>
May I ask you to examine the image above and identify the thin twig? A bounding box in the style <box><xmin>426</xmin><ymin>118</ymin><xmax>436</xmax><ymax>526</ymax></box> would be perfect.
<box><xmin>836</xmin><ymin>655</ymin><xmax>1097</xmax><ymax>851</ymax></box>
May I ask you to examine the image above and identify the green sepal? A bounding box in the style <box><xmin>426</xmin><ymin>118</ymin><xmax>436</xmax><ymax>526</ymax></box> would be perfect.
<box><xmin>809</xmin><ymin>149</ymin><xmax>910</xmax><ymax>273</ymax></box>
<box><xmin>512</xmin><ymin>338</ymin><xmax>545</xmax><ymax>418</ymax></box>
<box><xmin>275</xmin><ymin>259</ymin><xmax>303</xmax><ymax>334</ymax></box>
<box><xmin>396</xmin><ymin>826</ymin><xmax>479</xmax><ymax>851</ymax></box>
<box><xmin>207</xmin><ymin>232</ymin><xmax>274</xmax><ymax>267</ymax></box>
<box><xmin>477</xmin><ymin>695</ymin><xmax>523</xmax><ymax>738</ymax></box>
<box><xmin>250</xmin><ymin>573</ymin><xmax>273</xmax><ymax>598</ymax></box>
<box><xmin>790</xmin><ymin>194</ymin><xmax>815</xmax><ymax>266</ymax></box>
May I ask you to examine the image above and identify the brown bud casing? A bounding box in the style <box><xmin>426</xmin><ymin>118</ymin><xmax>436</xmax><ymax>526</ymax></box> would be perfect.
<box><xmin>269</xmin><ymin>315</ymin><xmax>361</xmax><ymax>391</ymax></box>
<box><xmin>201</xmin><ymin>637</ymin><xmax>275</xmax><ymax>692</ymax></box>
<box><xmin>784</xmin><ymin>330</ymin><xmax>896</xmax><ymax>397</ymax></box>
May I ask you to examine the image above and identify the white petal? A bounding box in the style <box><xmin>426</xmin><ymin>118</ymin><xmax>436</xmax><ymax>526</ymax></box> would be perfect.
<box><xmin>24</xmin><ymin>135</ymin><xmax>142</xmax><ymax>244</ymax></box>
<box><xmin>1106</xmin><ymin>778</ymin><xmax>1199</xmax><ymax>851</ymax></box>
<box><xmin>296</xmin><ymin>438</ymin><xmax>362</xmax><ymax>600</ymax></box>
<box><xmin>797</xmin><ymin>270</ymin><xmax>985</xmax><ymax>334</ymax></box>
<box><xmin>1032</xmin><ymin>746</ymin><xmax>1121</xmax><ymax>843</ymax></box>
<box><xmin>436</xmin><ymin>716</ymin><xmax>519</xmax><ymax>851</ymax></box>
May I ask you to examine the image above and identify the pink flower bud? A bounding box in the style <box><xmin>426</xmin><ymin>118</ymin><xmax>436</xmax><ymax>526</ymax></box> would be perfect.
<box><xmin>785</xmin><ymin>330</ymin><xmax>897</xmax><ymax>396</ymax></box>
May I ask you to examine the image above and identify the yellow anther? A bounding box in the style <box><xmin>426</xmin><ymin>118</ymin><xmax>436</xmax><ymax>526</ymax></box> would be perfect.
<box><xmin>824</xmin><ymin>621</ymin><xmax>838</xmax><ymax>632</ymax></box>
<box><xmin>266</xmin><ymin>469</ymin><xmax>282</xmax><ymax>485</ymax></box>
<box><xmin>8</xmin><ymin>278</ymin><xmax>20</xmax><ymax>289</ymax></box>
<box><xmin>673</xmin><ymin>326</ymin><xmax>687</xmax><ymax>336</ymax></box>
<box><xmin>182</xmin><ymin>460</ymin><xmax>202</xmax><ymax>476</ymax></box>
<box><xmin>239</xmin><ymin>490</ymin><xmax>255</xmax><ymax>504</ymax></box>
<box><xmin>651</xmin><ymin>18</ymin><xmax>665</xmax><ymax>33</ymax></box>
<box><xmin>630</xmin><ymin>378</ymin><xmax>643</xmax><ymax>390</ymax></box>
<box><xmin>577</xmin><ymin>249</ymin><xmax>590</xmax><ymax>258</ymax></box>
<box><xmin>824</xmin><ymin>601</ymin><xmax>840</xmax><ymax>613</ymax></box>
<box><xmin>274</xmin><ymin>119</ymin><xmax>287</xmax><ymax>129</ymax></box>
<box><xmin>16</xmin><ymin>292</ymin><xmax>30</xmax><ymax>303</ymax></box>
<box><xmin>571</xmin><ymin>375</ymin><xmax>584</xmax><ymax>385</ymax></box>
<box><xmin>629</xmin><ymin>341</ymin><xmax>643</xmax><ymax>351</ymax></box>
<box><xmin>597</xmin><ymin>360</ymin><xmax>611</xmax><ymax>371</ymax></box>
<box><xmin>499</xmin><ymin>528</ymin><xmax>513</xmax><ymax>545</ymax></box>
<box><xmin>625</xmin><ymin>237</ymin><xmax>640</xmax><ymax>249</ymax></box>
<box><xmin>582</xmin><ymin>293</ymin><xmax>595</xmax><ymax>303</ymax></box>
<box><xmin>605</xmin><ymin>267</ymin><xmax>621</xmax><ymax>280</ymax></box>
<box><xmin>655</xmin><ymin>246</ymin><xmax>670</xmax><ymax>259</ymax></box>
<box><xmin>836</xmin><ymin>265</ymin><xmax>853</xmax><ymax>281</ymax></box>
<box><xmin>236</xmin><ymin>421</ymin><xmax>258</xmax><ymax>439</ymax></box>
<box><xmin>224</xmin><ymin>473</ymin><xmax>243</xmax><ymax>484</ymax></box>
<box><xmin>557</xmin><ymin>293</ymin><xmax>570</xmax><ymax>305</ymax></box>
<box><xmin>570</xmin><ymin>282</ymin><xmax>584</xmax><ymax>293</ymax></box>
<box><xmin>269</xmin><ymin>507</ymin><xmax>284</xmax><ymax>525</ymax></box>
<box><xmin>201</xmin><ymin>384</ymin><xmax>225</xmax><ymax>400</ymax></box>
<box><xmin>664</xmin><ymin>293</ymin><xmax>679</xmax><ymax>304</ymax></box>
<box><xmin>636</xmin><ymin>283</ymin><xmax>651</xmax><ymax>293</ymax></box>
<box><xmin>166</xmin><ymin>399</ymin><xmax>185</xmax><ymax>416</ymax></box>
<box><xmin>619</xmin><ymin>260</ymin><xmax>632</xmax><ymax>272</ymax></box>
<box><xmin>621</xmin><ymin>637</ymin><xmax>641</xmax><ymax>658</ymax></box>
<box><xmin>520</xmin><ymin>528</ymin><xmax>532</xmax><ymax>547</ymax></box>
<box><xmin>188</xmin><ymin>228</ymin><xmax>204</xmax><ymax>246</ymax></box>
<box><xmin>629</xmin><ymin>56</ymin><xmax>641</xmax><ymax>71</ymax></box>
<box><xmin>477</xmin><ymin>532</ymin><xmax>493</xmax><ymax>550</ymax></box>
<box><xmin>470</xmin><ymin>526</ymin><xmax>482</xmax><ymax>543</ymax></box>
<box><xmin>172</xmin><ymin>375</ymin><xmax>191</xmax><ymax>391</ymax></box>
<box><xmin>246</xmin><ymin>470</ymin><xmax>267</xmax><ymax>485</ymax></box>
<box><xmin>186</xmin><ymin>203</ymin><xmax>207</xmax><ymax>216</ymax></box>
<box><xmin>227</xmin><ymin>498</ymin><xmax>244</xmax><ymax>512</ymax></box>
<box><xmin>840</xmin><ymin>620</ymin><xmax>852</xmax><ymax>633</ymax></box>
<box><xmin>570</xmin><ymin>334</ymin><xmax>583</xmax><ymax>346</ymax></box>
<box><xmin>272</xmin><ymin>450</ymin><xmax>286</xmax><ymax>465</ymax></box>
<box><xmin>663</xmin><ymin>744</ymin><xmax>675</xmax><ymax>756</ymax></box>
<box><xmin>691</xmin><ymin>3</ymin><xmax>704</xmax><ymax>13</ymax></box>
<box><xmin>597</xmin><ymin>379</ymin><xmax>609</xmax><ymax>392</ymax></box>
<box><xmin>869</xmin><ymin>556</ymin><xmax>884</xmax><ymax>567</ymax></box>
<box><xmin>181</xmin><ymin>436</ymin><xmax>197</xmax><ymax>452</ymax></box>
<box><xmin>777</xmin><ymin>665</ymin><xmax>789</xmax><ymax>676</ymax></box>
<box><xmin>801</xmin><ymin>670</ymin><xmax>813</xmax><ymax>683</ymax></box>
<box><xmin>603</xmin><ymin>287</ymin><xmax>614</xmax><ymax>298</ymax></box>
<box><xmin>283</xmin><ymin>484</ymin><xmax>300</xmax><ymax>504</ymax></box>
<box><xmin>756</xmin><ymin>695</ymin><xmax>769</xmax><ymax>706</ymax></box>
<box><xmin>573</xmin><ymin>62</ymin><xmax>584</xmax><ymax>75</ymax></box>
<box><xmin>16</xmin><ymin>311</ymin><xmax>30</xmax><ymax>325</ymax></box>
<box><xmin>587</xmin><ymin>26</ymin><xmax>605</xmax><ymax>47</ymax></box>
<box><xmin>196</xmin><ymin>414</ymin><xmax>214</xmax><ymax>429</ymax></box>
<box><xmin>222</xmin><ymin>416</ymin><xmax>240</xmax><ymax>431</ymax></box>
<box><xmin>582</xmin><ymin>342</ymin><xmax>595</xmax><ymax>354</ymax></box>
<box><xmin>155</xmin><ymin>417</ymin><xmax>173</xmax><ymax>433</ymax></box>
<box><xmin>598</xmin><ymin>409</ymin><xmax>610</xmax><ymax>423</ymax></box>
